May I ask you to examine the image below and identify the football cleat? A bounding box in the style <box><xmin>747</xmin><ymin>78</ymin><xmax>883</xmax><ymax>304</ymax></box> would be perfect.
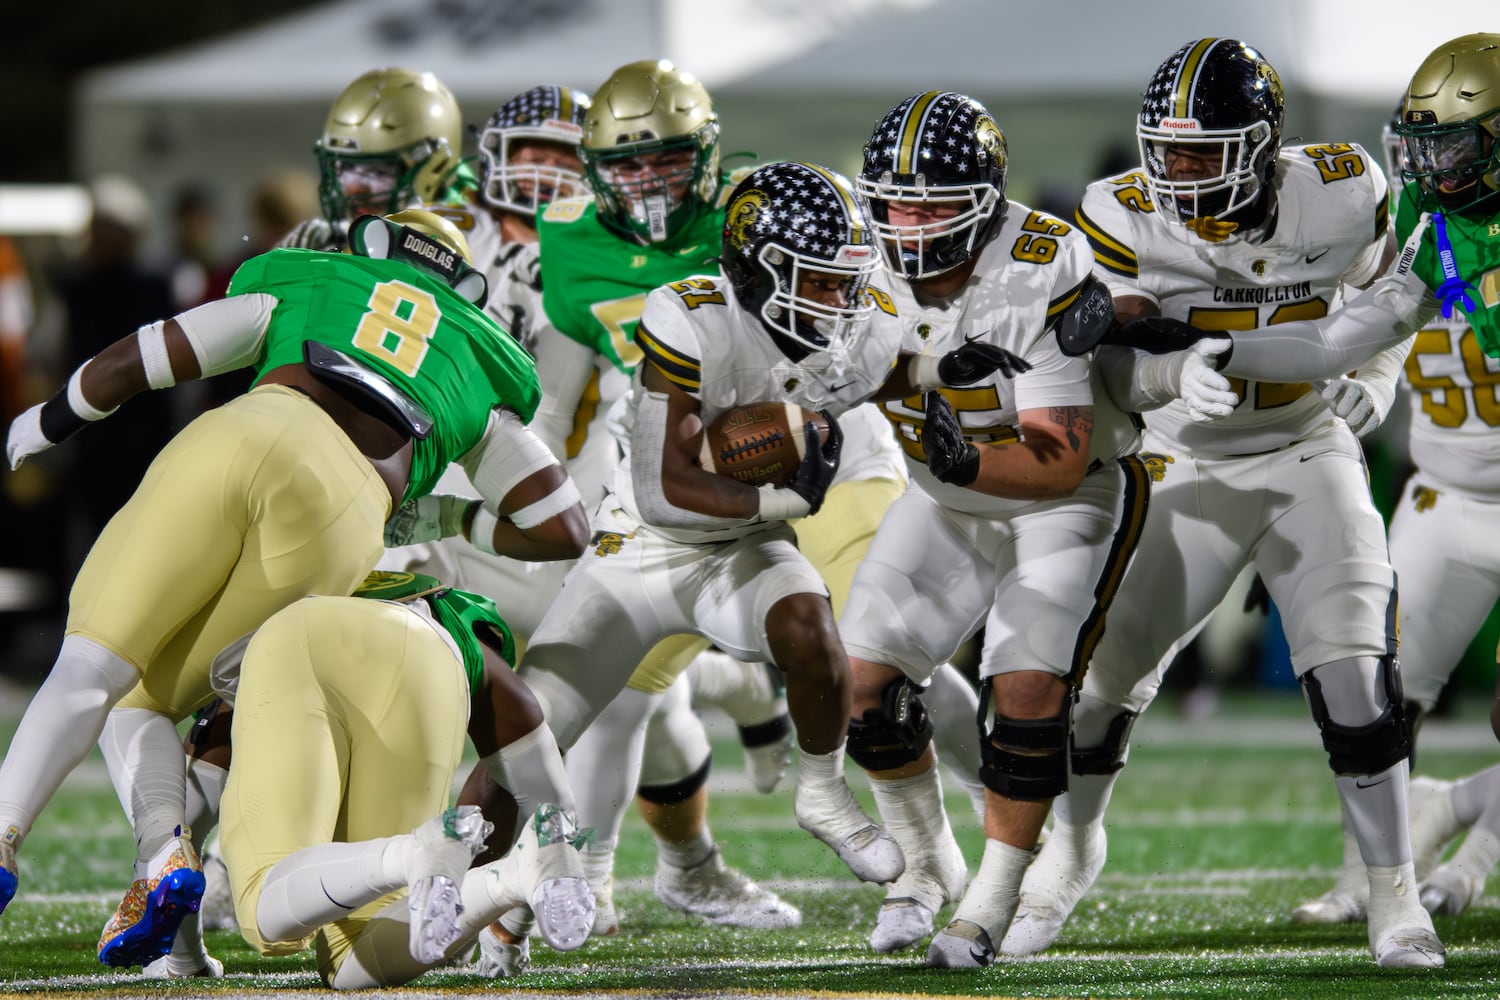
<box><xmin>1420</xmin><ymin>855</ymin><xmax>1490</xmax><ymax>917</ymax></box>
<box><xmin>655</xmin><ymin>846</ymin><xmax>802</xmax><ymax>929</ymax></box>
<box><xmin>926</xmin><ymin>918</ymin><xmax>996</xmax><ymax>968</ymax></box>
<box><xmin>870</xmin><ymin>828</ymin><xmax>967</xmax><ymax>953</ymax></box>
<box><xmin>406</xmin><ymin>805</ymin><xmax>493</xmax><ymax>965</ymax></box>
<box><xmin>1368</xmin><ymin>879</ymin><xmax>1445</xmax><ymax>968</ymax></box>
<box><xmin>1291</xmin><ymin>825</ymin><xmax>1367</xmax><ymax>925</ymax></box>
<box><xmin>580</xmin><ymin>846</ymin><xmax>619</xmax><ymax>936</ymax></box>
<box><xmin>0</xmin><ymin>825</ymin><xmax>18</xmax><ymax>915</ymax></box>
<box><xmin>794</xmin><ymin>774</ymin><xmax>904</xmax><ymax>884</ymax></box>
<box><xmin>528</xmin><ymin>804</ymin><xmax>594</xmax><ymax>952</ymax></box>
<box><xmin>871</xmin><ymin>897</ymin><xmax>937</xmax><ymax>954</ymax></box>
<box><xmin>1001</xmin><ymin>825</ymin><xmax>1107</xmax><ymax>956</ymax></box>
<box><xmin>97</xmin><ymin>826</ymin><xmax>206</xmax><ymax>968</ymax></box>
<box><xmin>473</xmin><ymin>923</ymin><xmax>530</xmax><ymax>978</ymax></box>
<box><xmin>141</xmin><ymin>953</ymin><xmax>224</xmax><ymax>979</ymax></box>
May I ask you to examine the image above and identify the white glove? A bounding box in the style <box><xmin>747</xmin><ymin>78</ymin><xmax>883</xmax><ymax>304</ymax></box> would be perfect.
<box><xmin>384</xmin><ymin>494</ymin><xmax>479</xmax><ymax>547</ymax></box>
<box><xmin>1178</xmin><ymin>338</ymin><xmax>1239</xmax><ymax>421</ymax></box>
<box><xmin>1319</xmin><ymin>377</ymin><xmax>1386</xmax><ymax>437</ymax></box>
<box><xmin>7</xmin><ymin>403</ymin><xmax>49</xmax><ymax>470</ymax></box>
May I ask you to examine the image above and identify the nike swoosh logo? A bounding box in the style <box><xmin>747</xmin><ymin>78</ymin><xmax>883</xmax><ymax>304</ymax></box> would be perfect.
<box><xmin>970</xmin><ymin>948</ymin><xmax>991</xmax><ymax>965</ymax></box>
<box><xmin>1298</xmin><ymin>451</ymin><xmax>1338</xmax><ymax>463</ymax></box>
<box><xmin>1354</xmin><ymin>775</ymin><xmax>1391</xmax><ymax>789</ymax></box>
<box><xmin>1305</xmin><ymin>249</ymin><xmax>1330</xmax><ymax>264</ymax></box>
<box><xmin>830</xmin><ymin>381</ymin><xmax>857</xmax><ymax>392</ymax></box>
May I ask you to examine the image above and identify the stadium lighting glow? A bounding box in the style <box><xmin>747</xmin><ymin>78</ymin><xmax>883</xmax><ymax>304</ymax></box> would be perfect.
<box><xmin>0</xmin><ymin>184</ymin><xmax>92</xmax><ymax>235</ymax></box>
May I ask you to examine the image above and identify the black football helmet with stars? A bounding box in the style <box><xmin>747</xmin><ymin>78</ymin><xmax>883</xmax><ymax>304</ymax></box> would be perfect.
<box><xmin>721</xmin><ymin>161</ymin><xmax>882</xmax><ymax>357</ymax></box>
<box><xmin>1137</xmin><ymin>38</ymin><xmax>1285</xmax><ymax>227</ymax></box>
<box><xmin>477</xmin><ymin>85</ymin><xmax>591</xmax><ymax>217</ymax></box>
<box><xmin>855</xmin><ymin>91</ymin><xmax>1008</xmax><ymax>280</ymax></box>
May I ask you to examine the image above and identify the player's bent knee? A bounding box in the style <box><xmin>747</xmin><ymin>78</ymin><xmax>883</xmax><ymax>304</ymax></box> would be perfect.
<box><xmin>980</xmin><ymin>708</ymin><xmax>1069</xmax><ymax>800</ymax></box>
<box><xmin>847</xmin><ymin>677</ymin><xmax>933</xmax><ymax>772</ymax></box>
<box><xmin>1301</xmin><ymin>656</ymin><xmax>1410</xmax><ymax>775</ymax></box>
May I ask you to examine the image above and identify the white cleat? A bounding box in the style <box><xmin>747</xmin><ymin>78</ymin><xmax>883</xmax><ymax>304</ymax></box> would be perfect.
<box><xmin>795</xmin><ymin>777</ymin><xmax>904</xmax><ymax>884</ymax></box>
<box><xmin>870</xmin><ymin>831</ymin><xmax>967</xmax><ymax>953</ymax></box>
<box><xmin>529</xmin><ymin>875</ymin><xmax>594</xmax><ymax>952</ymax></box>
<box><xmin>655</xmin><ymin>847</ymin><xmax>801</xmax><ymax>929</ymax></box>
<box><xmin>1409</xmin><ymin>777</ymin><xmax>1461</xmax><ymax>880</ymax></box>
<box><xmin>197</xmin><ymin>850</ymin><xmax>239</xmax><ymax>933</ymax></box>
<box><xmin>1291</xmin><ymin>884</ymin><xmax>1368</xmax><ymax>925</ymax></box>
<box><xmin>1368</xmin><ymin>870</ymin><xmax>1446</xmax><ymax>969</ymax></box>
<box><xmin>1419</xmin><ymin>861</ymin><xmax>1487</xmax><ymax>917</ymax></box>
<box><xmin>473</xmin><ymin>923</ymin><xmax>529</xmax><ymax>977</ymax></box>
<box><xmin>1000</xmin><ymin>826</ymin><xmax>1107</xmax><ymax>956</ymax></box>
<box><xmin>406</xmin><ymin>805</ymin><xmax>493</xmax><ymax>964</ymax></box>
<box><xmin>141</xmin><ymin>953</ymin><xmax>224</xmax><ymax>979</ymax></box>
<box><xmin>579</xmin><ymin>847</ymin><xmax>619</xmax><ymax>936</ymax></box>
<box><xmin>926</xmin><ymin>918</ymin><xmax>996</xmax><ymax>968</ymax></box>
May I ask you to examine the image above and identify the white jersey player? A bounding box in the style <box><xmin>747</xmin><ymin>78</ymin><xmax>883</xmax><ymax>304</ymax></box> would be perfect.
<box><xmin>516</xmin><ymin>161</ymin><xmax>1030</xmax><ymax>890</ymax></box>
<box><xmin>821</xmin><ymin>91</ymin><xmax>1145</xmax><ymax>966</ymax></box>
<box><xmin>1003</xmin><ymin>38</ymin><xmax>1442</xmax><ymax>970</ymax></box>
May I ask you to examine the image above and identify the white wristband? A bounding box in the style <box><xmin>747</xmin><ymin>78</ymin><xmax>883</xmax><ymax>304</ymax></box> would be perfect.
<box><xmin>67</xmin><ymin>366</ymin><xmax>117</xmax><ymax>420</ymax></box>
<box><xmin>469</xmin><ymin>506</ymin><xmax>502</xmax><ymax>555</ymax></box>
<box><xmin>907</xmin><ymin>354</ymin><xmax>941</xmax><ymax>393</ymax></box>
<box><xmin>136</xmin><ymin>320</ymin><xmax>176</xmax><ymax>389</ymax></box>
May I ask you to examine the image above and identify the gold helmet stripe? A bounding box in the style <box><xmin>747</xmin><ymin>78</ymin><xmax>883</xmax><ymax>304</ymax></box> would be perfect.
<box><xmin>1173</xmin><ymin>38</ymin><xmax>1221</xmax><ymax>121</ymax></box>
<box><xmin>800</xmin><ymin>162</ymin><xmax>860</xmax><ymax>232</ymax></box>
<box><xmin>555</xmin><ymin>86</ymin><xmax>574</xmax><ymax>123</ymax></box>
<box><xmin>895</xmin><ymin>91</ymin><xmax>944</xmax><ymax>175</ymax></box>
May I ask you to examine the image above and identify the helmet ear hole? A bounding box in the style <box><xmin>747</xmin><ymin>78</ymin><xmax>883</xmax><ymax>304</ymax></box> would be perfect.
<box><xmin>452</xmin><ymin>269</ymin><xmax>489</xmax><ymax>306</ymax></box>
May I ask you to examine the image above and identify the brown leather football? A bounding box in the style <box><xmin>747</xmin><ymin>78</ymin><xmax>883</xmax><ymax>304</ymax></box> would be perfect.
<box><xmin>699</xmin><ymin>402</ymin><xmax>829</xmax><ymax>487</ymax></box>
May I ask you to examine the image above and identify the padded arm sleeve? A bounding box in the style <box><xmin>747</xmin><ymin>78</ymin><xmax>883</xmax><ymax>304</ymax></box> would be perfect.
<box><xmin>630</xmin><ymin>388</ymin><xmax>753</xmax><ymax>531</ymax></box>
<box><xmin>1222</xmin><ymin>268</ymin><xmax>1438</xmax><ymax>381</ymax></box>
<box><xmin>173</xmin><ymin>293</ymin><xmax>277</xmax><ymax>378</ymax></box>
<box><xmin>460</xmin><ymin>408</ymin><xmax>563</xmax><ymax>513</ymax></box>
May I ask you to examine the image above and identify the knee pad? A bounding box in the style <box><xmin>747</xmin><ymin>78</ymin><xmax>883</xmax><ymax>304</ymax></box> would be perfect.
<box><xmin>979</xmin><ymin>704</ymin><xmax>1071</xmax><ymax>801</ymax></box>
<box><xmin>1301</xmin><ymin>656</ymin><xmax>1409</xmax><ymax>776</ymax></box>
<box><xmin>637</xmin><ymin>755</ymin><xmax>711</xmax><ymax>806</ymax></box>
<box><xmin>1070</xmin><ymin>708</ymin><xmax>1137</xmax><ymax>776</ymax></box>
<box><xmin>846</xmin><ymin>677</ymin><xmax>934</xmax><ymax>772</ymax></box>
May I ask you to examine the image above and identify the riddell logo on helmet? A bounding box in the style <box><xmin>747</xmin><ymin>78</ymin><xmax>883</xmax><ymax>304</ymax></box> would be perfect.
<box><xmin>834</xmin><ymin>246</ymin><xmax>877</xmax><ymax>264</ymax></box>
<box><xmin>1159</xmin><ymin>118</ymin><xmax>1202</xmax><ymax>131</ymax></box>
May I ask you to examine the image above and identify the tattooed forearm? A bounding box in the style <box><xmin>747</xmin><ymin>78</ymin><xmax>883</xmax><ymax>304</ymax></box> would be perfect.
<box><xmin>1050</xmin><ymin>406</ymin><xmax>1092</xmax><ymax>453</ymax></box>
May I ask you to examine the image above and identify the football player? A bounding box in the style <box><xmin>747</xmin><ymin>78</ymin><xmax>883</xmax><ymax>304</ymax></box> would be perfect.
<box><xmin>512</xmin><ymin>159</ymin><xmax>1024</xmax><ymax>906</ymax></box>
<box><xmin>0</xmin><ymin>209</ymin><xmax>587</xmax><ymax>967</ymax></box>
<box><xmin>823</xmin><ymin>91</ymin><xmax>1145</xmax><ymax>963</ymax></box>
<box><xmin>280</xmin><ymin>67</ymin><xmax>470</xmax><ymax>250</ymax></box>
<box><xmin>212</xmin><ymin>577</ymin><xmax>592</xmax><ymax>989</ymax></box>
<box><xmin>1000</xmin><ymin>38</ymin><xmax>1444</xmax><ymax>969</ymax></box>
<box><xmin>1290</xmin><ymin>37</ymin><xmax>1500</xmax><ymax>925</ymax></box>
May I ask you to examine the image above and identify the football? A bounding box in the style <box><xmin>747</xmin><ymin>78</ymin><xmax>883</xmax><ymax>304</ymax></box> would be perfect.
<box><xmin>699</xmin><ymin>402</ymin><xmax>829</xmax><ymax>487</ymax></box>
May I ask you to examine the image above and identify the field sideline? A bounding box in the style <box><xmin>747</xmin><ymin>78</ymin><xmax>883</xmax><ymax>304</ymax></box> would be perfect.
<box><xmin>0</xmin><ymin>687</ymin><xmax>1497</xmax><ymax>999</ymax></box>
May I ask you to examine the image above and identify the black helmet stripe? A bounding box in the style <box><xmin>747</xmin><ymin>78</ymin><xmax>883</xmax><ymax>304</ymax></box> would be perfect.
<box><xmin>1173</xmin><ymin>38</ymin><xmax>1221</xmax><ymax>120</ymax></box>
<box><xmin>896</xmin><ymin>91</ymin><xmax>944</xmax><ymax>174</ymax></box>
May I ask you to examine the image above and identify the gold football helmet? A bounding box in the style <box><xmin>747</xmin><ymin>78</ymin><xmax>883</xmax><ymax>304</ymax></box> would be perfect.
<box><xmin>1397</xmin><ymin>33</ymin><xmax>1500</xmax><ymax>216</ymax></box>
<box><xmin>315</xmin><ymin>68</ymin><xmax>464</xmax><ymax>222</ymax></box>
<box><xmin>349</xmin><ymin>208</ymin><xmax>487</xmax><ymax>304</ymax></box>
<box><xmin>580</xmin><ymin>59</ymin><xmax>721</xmax><ymax>244</ymax></box>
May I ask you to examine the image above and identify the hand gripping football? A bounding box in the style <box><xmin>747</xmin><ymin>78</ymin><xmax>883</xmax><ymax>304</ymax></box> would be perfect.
<box><xmin>699</xmin><ymin>402</ymin><xmax>830</xmax><ymax>487</ymax></box>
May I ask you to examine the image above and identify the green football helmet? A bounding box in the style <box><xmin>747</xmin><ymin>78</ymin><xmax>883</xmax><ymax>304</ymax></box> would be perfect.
<box><xmin>315</xmin><ymin>68</ymin><xmax>464</xmax><ymax>222</ymax></box>
<box><xmin>1396</xmin><ymin>33</ymin><xmax>1500</xmax><ymax>217</ymax></box>
<box><xmin>580</xmin><ymin>59</ymin><xmax>721</xmax><ymax>244</ymax></box>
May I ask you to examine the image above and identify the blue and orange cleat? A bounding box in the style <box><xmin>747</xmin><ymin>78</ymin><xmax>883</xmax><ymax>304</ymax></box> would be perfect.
<box><xmin>0</xmin><ymin>825</ymin><xmax>19</xmax><ymax>915</ymax></box>
<box><xmin>97</xmin><ymin>826</ymin><xmax>205</xmax><ymax>968</ymax></box>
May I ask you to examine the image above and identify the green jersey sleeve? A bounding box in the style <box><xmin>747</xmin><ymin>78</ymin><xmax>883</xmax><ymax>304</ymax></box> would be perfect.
<box><xmin>228</xmin><ymin>248</ymin><xmax>540</xmax><ymax>501</ymax></box>
<box><xmin>535</xmin><ymin>197</ymin><xmax>726</xmax><ymax>372</ymax></box>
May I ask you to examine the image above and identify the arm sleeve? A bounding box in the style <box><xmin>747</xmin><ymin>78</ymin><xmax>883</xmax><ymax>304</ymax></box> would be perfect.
<box><xmin>459</xmin><ymin>408</ymin><xmax>565</xmax><ymax>513</ymax></box>
<box><xmin>1221</xmin><ymin>276</ymin><xmax>1438</xmax><ymax>382</ymax></box>
<box><xmin>173</xmin><ymin>293</ymin><xmax>277</xmax><ymax>377</ymax></box>
<box><xmin>529</xmin><ymin>325</ymin><xmax>600</xmax><ymax>461</ymax></box>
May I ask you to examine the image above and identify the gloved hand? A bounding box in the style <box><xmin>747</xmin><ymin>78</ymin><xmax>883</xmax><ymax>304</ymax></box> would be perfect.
<box><xmin>784</xmin><ymin>410</ymin><xmax>843</xmax><ymax>515</ymax></box>
<box><xmin>384</xmin><ymin>494</ymin><xmax>480</xmax><ymax>547</ymax></box>
<box><xmin>6</xmin><ymin>403</ymin><xmax>48</xmax><ymax>470</ymax></box>
<box><xmin>939</xmin><ymin>341</ymin><xmax>1032</xmax><ymax>383</ymax></box>
<box><xmin>1177</xmin><ymin>338</ymin><xmax>1239</xmax><ymax>422</ymax></box>
<box><xmin>1319</xmin><ymin>377</ymin><xmax>1387</xmax><ymax>436</ymax></box>
<box><xmin>922</xmin><ymin>391</ymin><xmax>980</xmax><ymax>486</ymax></box>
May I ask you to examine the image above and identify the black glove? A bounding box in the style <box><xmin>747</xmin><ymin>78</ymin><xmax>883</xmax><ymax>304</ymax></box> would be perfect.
<box><xmin>786</xmin><ymin>410</ymin><xmax>843</xmax><ymax>515</ymax></box>
<box><xmin>922</xmin><ymin>392</ymin><xmax>980</xmax><ymax>486</ymax></box>
<box><xmin>1111</xmin><ymin>316</ymin><xmax>1233</xmax><ymax>368</ymax></box>
<box><xmin>938</xmin><ymin>340</ymin><xmax>1033</xmax><ymax>384</ymax></box>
